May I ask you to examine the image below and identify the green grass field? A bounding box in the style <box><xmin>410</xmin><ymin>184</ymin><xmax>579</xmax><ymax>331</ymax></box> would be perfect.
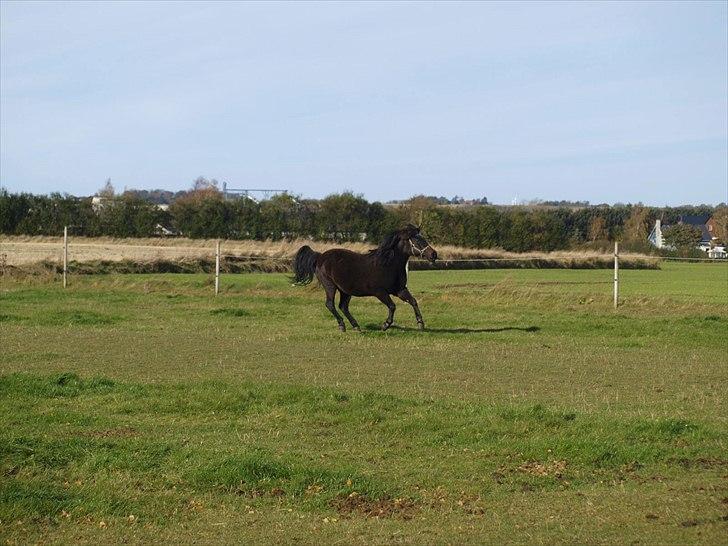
<box><xmin>1</xmin><ymin>263</ymin><xmax>727</xmax><ymax>544</ymax></box>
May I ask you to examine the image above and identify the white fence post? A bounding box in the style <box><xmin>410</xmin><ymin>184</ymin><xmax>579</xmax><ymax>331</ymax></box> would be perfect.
<box><xmin>63</xmin><ymin>226</ymin><xmax>68</xmax><ymax>288</ymax></box>
<box><xmin>613</xmin><ymin>241</ymin><xmax>619</xmax><ymax>309</ymax></box>
<box><xmin>215</xmin><ymin>240</ymin><xmax>220</xmax><ymax>296</ymax></box>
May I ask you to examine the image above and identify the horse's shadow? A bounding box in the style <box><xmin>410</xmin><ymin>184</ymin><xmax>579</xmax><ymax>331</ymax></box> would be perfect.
<box><xmin>363</xmin><ymin>324</ymin><xmax>540</xmax><ymax>334</ymax></box>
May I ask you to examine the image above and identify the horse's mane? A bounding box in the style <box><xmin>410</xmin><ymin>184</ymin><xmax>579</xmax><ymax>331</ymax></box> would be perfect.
<box><xmin>368</xmin><ymin>230</ymin><xmax>402</xmax><ymax>265</ymax></box>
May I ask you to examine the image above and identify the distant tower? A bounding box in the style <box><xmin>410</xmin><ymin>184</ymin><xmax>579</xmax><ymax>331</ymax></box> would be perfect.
<box><xmin>511</xmin><ymin>195</ymin><xmax>520</xmax><ymax>206</ymax></box>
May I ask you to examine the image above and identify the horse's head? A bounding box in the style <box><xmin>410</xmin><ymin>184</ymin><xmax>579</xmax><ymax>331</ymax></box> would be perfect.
<box><xmin>403</xmin><ymin>224</ymin><xmax>438</xmax><ymax>263</ymax></box>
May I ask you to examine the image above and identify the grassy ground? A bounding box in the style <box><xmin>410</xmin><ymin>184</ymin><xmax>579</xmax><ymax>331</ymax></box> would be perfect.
<box><xmin>1</xmin><ymin>263</ymin><xmax>727</xmax><ymax>544</ymax></box>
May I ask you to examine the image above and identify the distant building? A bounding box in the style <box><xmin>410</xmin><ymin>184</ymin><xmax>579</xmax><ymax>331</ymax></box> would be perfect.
<box><xmin>221</xmin><ymin>182</ymin><xmax>288</xmax><ymax>202</ymax></box>
<box><xmin>705</xmin><ymin>216</ymin><xmax>719</xmax><ymax>241</ymax></box>
<box><xmin>154</xmin><ymin>224</ymin><xmax>176</xmax><ymax>236</ymax></box>
<box><xmin>92</xmin><ymin>196</ymin><xmax>169</xmax><ymax>212</ymax></box>
<box><xmin>91</xmin><ymin>196</ymin><xmax>109</xmax><ymax>211</ymax></box>
<box><xmin>648</xmin><ymin>214</ymin><xmax>718</xmax><ymax>252</ymax></box>
<box><xmin>708</xmin><ymin>246</ymin><xmax>727</xmax><ymax>259</ymax></box>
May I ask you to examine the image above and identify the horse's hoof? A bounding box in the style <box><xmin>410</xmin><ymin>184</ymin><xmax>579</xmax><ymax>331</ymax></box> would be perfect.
<box><xmin>418</xmin><ymin>322</ymin><xmax>425</xmax><ymax>331</ymax></box>
<box><xmin>338</xmin><ymin>324</ymin><xmax>346</xmax><ymax>332</ymax></box>
<box><xmin>352</xmin><ymin>326</ymin><xmax>361</xmax><ymax>332</ymax></box>
<box><xmin>381</xmin><ymin>322</ymin><xmax>391</xmax><ymax>331</ymax></box>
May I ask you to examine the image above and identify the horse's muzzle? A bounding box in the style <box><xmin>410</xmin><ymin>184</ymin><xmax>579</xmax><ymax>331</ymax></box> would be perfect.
<box><xmin>427</xmin><ymin>249</ymin><xmax>438</xmax><ymax>264</ymax></box>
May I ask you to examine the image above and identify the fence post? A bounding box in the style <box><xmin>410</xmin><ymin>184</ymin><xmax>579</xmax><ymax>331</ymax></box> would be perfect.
<box><xmin>613</xmin><ymin>241</ymin><xmax>619</xmax><ymax>309</ymax></box>
<box><xmin>215</xmin><ymin>240</ymin><xmax>220</xmax><ymax>296</ymax></box>
<box><xmin>63</xmin><ymin>226</ymin><xmax>68</xmax><ymax>288</ymax></box>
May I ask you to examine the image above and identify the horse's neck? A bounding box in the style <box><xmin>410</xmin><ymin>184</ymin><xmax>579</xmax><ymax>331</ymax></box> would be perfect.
<box><xmin>370</xmin><ymin>249</ymin><xmax>410</xmax><ymax>270</ymax></box>
<box><xmin>391</xmin><ymin>252</ymin><xmax>410</xmax><ymax>271</ymax></box>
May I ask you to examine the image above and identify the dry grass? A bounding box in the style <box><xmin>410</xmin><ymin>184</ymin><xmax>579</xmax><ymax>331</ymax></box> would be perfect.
<box><xmin>0</xmin><ymin>235</ymin><xmax>660</xmax><ymax>270</ymax></box>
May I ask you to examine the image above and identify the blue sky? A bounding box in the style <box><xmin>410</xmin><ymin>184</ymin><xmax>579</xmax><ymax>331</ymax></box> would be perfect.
<box><xmin>1</xmin><ymin>1</ymin><xmax>726</xmax><ymax>205</ymax></box>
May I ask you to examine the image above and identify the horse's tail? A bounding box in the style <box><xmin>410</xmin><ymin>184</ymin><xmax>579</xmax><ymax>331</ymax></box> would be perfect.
<box><xmin>291</xmin><ymin>245</ymin><xmax>319</xmax><ymax>285</ymax></box>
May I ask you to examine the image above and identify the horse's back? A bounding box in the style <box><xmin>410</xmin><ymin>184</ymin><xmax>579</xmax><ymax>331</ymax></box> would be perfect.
<box><xmin>317</xmin><ymin>248</ymin><xmax>369</xmax><ymax>275</ymax></box>
<box><xmin>316</xmin><ymin>248</ymin><xmax>402</xmax><ymax>296</ymax></box>
<box><xmin>320</xmin><ymin>248</ymin><xmax>364</xmax><ymax>261</ymax></box>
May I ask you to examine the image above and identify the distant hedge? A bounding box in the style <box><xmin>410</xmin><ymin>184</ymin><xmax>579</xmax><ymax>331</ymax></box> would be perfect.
<box><xmin>0</xmin><ymin>189</ymin><xmax>720</xmax><ymax>252</ymax></box>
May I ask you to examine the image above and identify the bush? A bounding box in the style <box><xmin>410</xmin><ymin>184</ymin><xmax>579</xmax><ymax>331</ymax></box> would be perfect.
<box><xmin>0</xmin><ymin>189</ymin><xmax>721</xmax><ymax>252</ymax></box>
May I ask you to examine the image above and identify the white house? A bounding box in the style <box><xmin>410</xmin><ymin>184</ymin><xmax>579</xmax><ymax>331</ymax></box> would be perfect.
<box><xmin>708</xmin><ymin>246</ymin><xmax>727</xmax><ymax>259</ymax></box>
<box><xmin>91</xmin><ymin>196</ymin><xmax>109</xmax><ymax>211</ymax></box>
<box><xmin>648</xmin><ymin>219</ymin><xmax>666</xmax><ymax>248</ymax></box>
<box><xmin>154</xmin><ymin>224</ymin><xmax>176</xmax><ymax>236</ymax></box>
<box><xmin>648</xmin><ymin>215</ymin><xmax>716</xmax><ymax>251</ymax></box>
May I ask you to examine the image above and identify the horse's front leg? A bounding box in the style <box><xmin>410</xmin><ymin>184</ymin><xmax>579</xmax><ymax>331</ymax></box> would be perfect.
<box><xmin>375</xmin><ymin>293</ymin><xmax>396</xmax><ymax>331</ymax></box>
<box><xmin>397</xmin><ymin>288</ymin><xmax>424</xmax><ymax>330</ymax></box>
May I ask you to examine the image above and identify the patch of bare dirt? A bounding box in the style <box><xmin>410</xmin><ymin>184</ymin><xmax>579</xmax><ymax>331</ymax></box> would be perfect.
<box><xmin>516</xmin><ymin>459</ymin><xmax>567</xmax><ymax>478</ymax></box>
<box><xmin>422</xmin><ymin>487</ymin><xmax>485</xmax><ymax>515</ymax></box>
<box><xmin>674</xmin><ymin>457</ymin><xmax>728</xmax><ymax>469</ymax></box>
<box><xmin>331</xmin><ymin>492</ymin><xmax>418</xmax><ymax>520</ymax></box>
<box><xmin>232</xmin><ymin>486</ymin><xmax>286</xmax><ymax>499</ymax></box>
<box><xmin>456</xmin><ymin>492</ymin><xmax>485</xmax><ymax>515</ymax></box>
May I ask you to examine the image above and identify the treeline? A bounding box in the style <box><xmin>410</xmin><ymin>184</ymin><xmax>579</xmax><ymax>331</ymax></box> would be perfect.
<box><xmin>0</xmin><ymin>189</ymin><xmax>723</xmax><ymax>252</ymax></box>
<box><xmin>387</xmin><ymin>195</ymin><xmax>490</xmax><ymax>205</ymax></box>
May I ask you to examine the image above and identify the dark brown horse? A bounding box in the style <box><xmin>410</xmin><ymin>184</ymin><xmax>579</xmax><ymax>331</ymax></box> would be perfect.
<box><xmin>292</xmin><ymin>225</ymin><xmax>438</xmax><ymax>331</ymax></box>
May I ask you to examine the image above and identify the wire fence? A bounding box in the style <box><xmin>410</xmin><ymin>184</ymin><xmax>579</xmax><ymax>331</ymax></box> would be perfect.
<box><xmin>1</xmin><ymin>231</ymin><xmax>726</xmax><ymax>308</ymax></box>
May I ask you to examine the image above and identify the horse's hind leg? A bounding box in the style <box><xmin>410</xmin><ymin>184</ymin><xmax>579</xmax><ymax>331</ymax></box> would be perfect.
<box><xmin>397</xmin><ymin>288</ymin><xmax>425</xmax><ymax>330</ymax></box>
<box><xmin>321</xmin><ymin>279</ymin><xmax>346</xmax><ymax>332</ymax></box>
<box><xmin>375</xmin><ymin>293</ymin><xmax>396</xmax><ymax>331</ymax></box>
<box><xmin>338</xmin><ymin>292</ymin><xmax>360</xmax><ymax>331</ymax></box>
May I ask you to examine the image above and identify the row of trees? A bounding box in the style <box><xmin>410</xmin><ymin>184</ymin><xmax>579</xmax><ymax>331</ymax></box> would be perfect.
<box><xmin>1</xmin><ymin>187</ymin><xmax>724</xmax><ymax>252</ymax></box>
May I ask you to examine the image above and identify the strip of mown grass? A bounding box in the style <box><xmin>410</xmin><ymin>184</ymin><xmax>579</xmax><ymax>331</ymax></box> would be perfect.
<box><xmin>2</xmin><ymin>373</ymin><xmax>727</xmax><ymax>544</ymax></box>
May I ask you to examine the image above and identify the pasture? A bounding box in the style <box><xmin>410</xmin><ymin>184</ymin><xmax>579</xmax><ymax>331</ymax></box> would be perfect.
<box><xmin>1</xmin><ymin>263</ymin><xmax>727</xmax><ymax>544</ymax></box>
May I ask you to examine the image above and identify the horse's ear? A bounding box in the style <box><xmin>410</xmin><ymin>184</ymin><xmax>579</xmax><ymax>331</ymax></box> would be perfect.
<box><xmin>405</xmin><ymin>223</ymin><xmax>419</xmax><ymax>234</ymax></box>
